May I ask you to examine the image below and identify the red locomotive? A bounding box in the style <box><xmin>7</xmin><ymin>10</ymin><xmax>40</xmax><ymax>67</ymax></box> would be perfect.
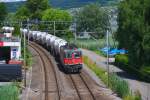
<box><xmin>60</xmin><ymin>44</ymin><xmax>82</xmax><ymax>73</ymax></box>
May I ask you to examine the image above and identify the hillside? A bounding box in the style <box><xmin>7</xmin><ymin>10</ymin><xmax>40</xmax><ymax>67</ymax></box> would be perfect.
<box><xmin>5</xmin><ymin>0</ymin><xmax>120</xmax><ymax>12</ymax></box>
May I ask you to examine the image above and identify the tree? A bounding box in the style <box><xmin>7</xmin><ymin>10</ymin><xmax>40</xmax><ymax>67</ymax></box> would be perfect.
<box><xmin>26</xmin><ymin>0</ymin><xmax>50</xmax><ymax>19</ymax></box>
<box><xmin>42</xmin><ymin>8</ymin><xmax>72</xmax><ymax>37</ymax></box>
<box><xmin>15</xmin><ymin>6</ymin><xmax>30</xmax><ymax>21</ymax></box>
<box><xmin>75</xmin><ymin>3</ymin><xmax>109</xmax><ymax>38</ymax></box>
<box><xmin>42</xmin><ymin>8</ymin><xmax>72</xmax><ymax>21</ymax></box>
<box><xmin>13</xmin><ymin>25</ymin><xmax>21</xmax><ymax>36</ymax></box>
<box><xmin>0</xmin><ymin>3</ymin><xmax>7</xmax><ymax>22</ymax></box>
<box><xmin>117</xmin><ymin>0</ymin><xmax>150</xmax><ymax>68</ymax></box>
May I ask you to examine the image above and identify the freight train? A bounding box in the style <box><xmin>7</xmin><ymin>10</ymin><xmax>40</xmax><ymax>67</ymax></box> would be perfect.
<box><xmin>20</xmin><ymin>29</ymin><xmax>83</xmax><ymax>73</ymax></box>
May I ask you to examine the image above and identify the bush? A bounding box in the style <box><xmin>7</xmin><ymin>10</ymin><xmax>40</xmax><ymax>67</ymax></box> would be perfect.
<box><xmin>115</xmin><ymin>54</ymin><xmax>150</xmax><ymax>82</ymax></box>
<box><xmin>13</xmin><ymin>25</ymin><xmax>21</xmax><ymax>37</ymax></box>
<box><xmin>115</xmin><ymin>54</ymin><xmax>129</xmax><ymax>67</ymax></box>
<box><xmin>0</xmin><ymin>84</ymin><xmax>20</xmax><ymax>100</ymax></box>
<box><xmin>83</xmin><ymin>56</ymin><xmax>130</xmax><ymax>98</ymax></box>
<box><xmin>139</xmin><ymin>66</ymin><xmax>150</xmax><ymax>82</ymax></box>
<box><xmin>123</xmin><ymin>91</ymin><xmax>141</xmax><ymax>100</ymax></box>
<box><xmin>140</xmin><ymin>66</ymin><xmax>150</xmax><ymax>75</ymax></box>
<box><xmin>110</xmin><ymin>74</ymin><xmax>129</xmax><ymax>97</ymax></box>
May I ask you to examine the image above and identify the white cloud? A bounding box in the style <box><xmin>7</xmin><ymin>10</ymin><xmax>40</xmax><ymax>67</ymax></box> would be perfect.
<box><xmin>0</xmin><ymin>0</ymin><xmax>26</xmax><ymax>2</ymax></box>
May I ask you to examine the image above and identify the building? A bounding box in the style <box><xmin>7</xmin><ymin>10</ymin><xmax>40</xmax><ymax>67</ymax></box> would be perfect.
<box><xmin>0</xmin><ymin>28</ymin><xmax>22</xmax><ymax>64</ymax></box>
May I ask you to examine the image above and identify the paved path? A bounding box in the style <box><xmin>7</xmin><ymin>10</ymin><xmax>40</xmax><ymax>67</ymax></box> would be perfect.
<box><xmin>82</xmin><ymin>49</ymin><xmax>150</xmax><ymax>100</ymax></box>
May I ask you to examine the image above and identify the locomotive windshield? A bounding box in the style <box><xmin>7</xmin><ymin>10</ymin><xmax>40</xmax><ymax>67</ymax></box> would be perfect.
<box><xmin>65</xmin><ymin>50</ymin><xmax>81</xmax><ymax>58</ymax></box>
<box><xmin>74</xmin><ymin>51</ymin><xmax>80</xmax><ymax>58</ymax></box>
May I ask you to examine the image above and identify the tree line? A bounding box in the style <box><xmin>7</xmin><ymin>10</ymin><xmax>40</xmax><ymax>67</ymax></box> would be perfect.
<box><xmin>0</xmin><ymin>0</ymin><xmax>109</xmax><ymax>39</ymax></box>
<box><xmin>116</xmin><ymin>0</ymin><xmax>150</xmax><ymax>68</ymax></box>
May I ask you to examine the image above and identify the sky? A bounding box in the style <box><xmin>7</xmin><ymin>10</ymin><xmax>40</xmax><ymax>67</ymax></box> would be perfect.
<box><xmin>0</xmin><ymin>0</ymin><xmax>26</xmax><ymax>2</ymax></box>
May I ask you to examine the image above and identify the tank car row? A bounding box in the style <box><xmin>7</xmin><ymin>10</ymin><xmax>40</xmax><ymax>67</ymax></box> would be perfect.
<box><xmin>2</xmin><ymin>27</ymin><xmax>14</xmax><ymax>32</ymax></box>
<box><xmin>20</xmin><ymin>29</ymin><xmax>83</xmax><ymax>73</ymax></box>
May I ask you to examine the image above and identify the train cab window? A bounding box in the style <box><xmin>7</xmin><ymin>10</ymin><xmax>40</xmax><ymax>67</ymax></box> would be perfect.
<box><xmin>64</xmin><ymin>51</ymin><xmax>72</xmax><ymax>58</ymax></box>
<box><xmin>74</xmin><ymin>52</ymin><xmax>80</xmax><ymax>58</ymax></box>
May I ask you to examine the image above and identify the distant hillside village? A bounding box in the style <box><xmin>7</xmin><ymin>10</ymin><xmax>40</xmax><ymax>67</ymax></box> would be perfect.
<box><xmin>5</xmin><ymin>0</ymin><xmax>121</xmax><ymax>12</ymax></box>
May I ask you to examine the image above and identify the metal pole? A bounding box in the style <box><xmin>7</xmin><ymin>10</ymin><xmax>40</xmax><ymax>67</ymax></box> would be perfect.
<box><xmin>24</xmin><ymin>31</ymin><xmax>26</xmax><ymax>87</ymax></box>
<box><xmin>106</xmin><ymin>29</ymin><xmax>110</xmax><ymax>87</ymax></box>
<box><xmin>74</xmin><ymin>22</ymin><xmax>77</xmax><ymax>41</ymax></box>
<box><xmin>27</xmin><ymin>19</ymin><xmax>30</xmax><ymax>45</ymax></box>
<box><xmin>54</xmin><ymin>21</ymin><xmax>56</xmax><ymax>36</ymax></box>
<box><xmin>20</xmin><ymin>22</ymin><xmax>22</xmax><ymax>39</ymax></box>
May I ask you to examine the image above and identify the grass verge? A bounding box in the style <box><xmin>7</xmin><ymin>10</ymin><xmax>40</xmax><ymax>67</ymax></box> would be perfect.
<box><xmin>0</xmin><ymin>83</ymin><xmax>20</xmax><ymax>100</ymax></box>
<box><xmin>21</xmin><ymin>40</ymin><xmax>33</xmax><ymax>68</ymax></box>
<box><xmin>83</xmin><ymin>56</ymin><xmax>141</xmax><ymax>100</ymax></box>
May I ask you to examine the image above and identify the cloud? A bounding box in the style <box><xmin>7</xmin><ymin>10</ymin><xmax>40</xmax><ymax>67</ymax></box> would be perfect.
<box><xmin>0</xmin><ymin>0</ymin><xmax>26</xmax><ymax>2</ymax></box>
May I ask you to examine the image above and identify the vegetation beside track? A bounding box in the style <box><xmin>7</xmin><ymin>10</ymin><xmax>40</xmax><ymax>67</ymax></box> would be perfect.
<box><xmin>73</xmin><ymin>37</ymin><xmax>150</xmax><ymax>82</ymax></box>
<box><xmin>21</xmin><ymin>40</ymin><xmax>33</xmax><ymax>68</ymax></box>
<box><xmin>83</xmin><ymin>56</ymin><xmax>141</xmax><ymax>100</ymax></box>
<box><xmin>69</xmin><ymin>37</ymin><xmax>117</xmax><ymax>57</ymax></box>
<box><xmin>115</xmin><ymin>54</ymin><xmax>150</xmax><ymax>82</ymax></box>
<box><xmin>0</xmin><ymin>83</ymin><xmax>20</xmax><ymax>100</ymax></box>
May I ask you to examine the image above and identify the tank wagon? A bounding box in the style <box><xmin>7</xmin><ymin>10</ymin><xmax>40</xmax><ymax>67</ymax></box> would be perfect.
<box><xmin>2</xmin><ymin>27</ymin><xmax>14</xmax><ymax>33</ymax></box>
<box><xmin>21</xmin><ymin>29</ymin><xmax>82</xmax><ymax>73</ymax></box>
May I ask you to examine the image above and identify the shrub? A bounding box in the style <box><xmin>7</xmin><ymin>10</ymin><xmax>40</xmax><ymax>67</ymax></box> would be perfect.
<box><xmin>0</xmin><ymin>84</ymin><xmax>20</xmax><ymax>100</ymax></box>
<box><xmin>123</xmin><ymin>91</ymin><xmax>142</xmax><ymax>100</ymax></box>
<box><xmin>110</xmin><ymin>74</ymin><xmax>129</xmax><ymax>97</ymax></box>
<box><xmin>115</xmin><ymin>54</ymin><xmax>150</xmax><ymax>82</ymax></box>
<box><xmin>115</xmin><ymin>54</ymin><xmax>129</xmax><ymax>66</ymax></box>
<box><xmin>123</xmin><ymin>94</ymin><xmax>135</xmax><ymax>100</ymax></box>
<box><xmin>140</xmin><ymin>66</ymin><xmax>150</xmax><ymax>75</ymax></box>
<box><xmin>83</xmin><ymin>56</ymin><xmax>130</xmax><ymax>98</ymax></box>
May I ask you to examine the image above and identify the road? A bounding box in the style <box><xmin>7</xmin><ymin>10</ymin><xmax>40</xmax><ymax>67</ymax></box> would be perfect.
<box><xmin>82</xmin><ymin>49</ymin><xmax>150</xmax><ymax>100</ymax></box>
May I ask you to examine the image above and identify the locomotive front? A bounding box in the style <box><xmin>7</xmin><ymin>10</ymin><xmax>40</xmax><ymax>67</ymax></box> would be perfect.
<box><xmin>60</xmin><ymin>45</ymin><xmax>83</xmax><ymax>73</ymax></box>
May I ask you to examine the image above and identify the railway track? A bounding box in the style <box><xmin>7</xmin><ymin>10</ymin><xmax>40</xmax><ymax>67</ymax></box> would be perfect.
<box><xmin>29</xmin><ymin>42</ymin><xmax>60</xmax><ymax>100</ymax></box>
<box><xmin>69</xmin><ymin>74</ymin><xmax>96</xmax><ymax>100</ymax></box>
<box><xmin>28</xmin><ymin>42</ymin><xmax>113</xmax><ymax>100</ymax></box>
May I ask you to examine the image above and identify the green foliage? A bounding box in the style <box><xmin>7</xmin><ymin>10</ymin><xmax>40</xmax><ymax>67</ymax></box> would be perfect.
<box><xmin>5</xmin><ymin>13</ymin><xmax>16</xmax><ymax>22</ymax></box>
<box><xmin>42</xmin><ymin>8</ymin><xmax>72</xmax><ymax>21</ymax></box>
<box><xmin>42</xmin><ymin>8</ymin><xmax>72</xmax><ymax>37</ymax></box>
<box><xmin>0</xmin><ymin>3</ymin><xmax>7</xmax><ymax>22</ymax></box>
<box><xmin>115</xmin><ymin>54</ymin><xmax>129</xmax><ymax>66</ymax></box>
<box><xmin>26</xmin><ymin>0</ymin><xmax>50</xmax><ymax>19</ymax></box>
<box><xmin>115</xmin><ymin>54</ymin><xmax>150</xmax><ymax>82</ymax></box>
<box><xmin>0</xmin><ymin>84</ymin><xmax>20</xmax><ymax>100</ymax></box>
<box><xmin>69</xmin><ymin>35</ymin><xmax>117</xmax><ymax>51</ymax></box>
<box><xmin>26</xmin><ymin>48</ymin><xmax>33</xmax><ymax>67</ymax></box>
<box><xmin>21</xmin><ymin>40</ymin><xmax>33</xmax><ymax>68</ymax></box>
<box><xmin>83</xmin><ymin>56</ymin><xmax>130</xmax><ymax>98</ymax></box>
<box><xmin>13</xmin><ymin>25</ymin><xmax>21</xmax><ymax>36</ymax></box>
<box><xmin>110</xmin><ymin>74</ymin><xmax>129</xmax><ymax>97</ymax></box>
<box><xmin>15</xmin><ymin>6</ymin><xmax>30</xmax><ymax>20</ymax></box>
<box><xmin>15</xmin><ymin>0</ymin><xmax>50</xmax><ymax>20</ymax></box>
<box><xmin>140</xmin><ymin>66</ymin><xmax>150</xmax><ymax>76</ymax></box>
<box><xmin>72</xmin><ymin>39</ymin><xmax>101</xmax><ymax>50</ymax></box>
<box><xmin>117</xmin><ymin>0</ymin><xmax>150</xmax><ymax>68</ymax></box>
<box><xmin>62</xmin><ymin>30</ymin><xmax>74</xmax><ymax>41</ymax></box>
<box><xmin>123</xmin><ymin>91</ymin><xmax>142</xmax><ymax>100</ymax></box>
<box><xmin>75</xmin><ymin>3</ymin><xmax>109</xmax><ymax>38</ymax></box>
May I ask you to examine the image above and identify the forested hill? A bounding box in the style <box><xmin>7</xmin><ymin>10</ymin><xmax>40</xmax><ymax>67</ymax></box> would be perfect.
<box><xmin>5</xmin><ymin>0</ymin><xmax>120</xmax><ymax>12</ymax></box>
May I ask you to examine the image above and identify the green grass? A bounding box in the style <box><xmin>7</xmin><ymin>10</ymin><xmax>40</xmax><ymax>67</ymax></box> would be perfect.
<box><xmin>123</xmin><ymin>91</ymin><xmax>142</xmax><ymax>100</ymax></box>
<box><xmin>83</xmin><ymin>56</ymin><xmax>141</xmax><ymax>99</ymax></box>
<box><xmin>26</xmin><ymin>48</ymin><xmax>33</xmax><ymax>68</ymax></box>
<box><xmin>21</xmin><ymin>40</ymin><xmax>33</xmax><ymax>68</ymax></box>
<box><xmin>69</xmin><ymin>35</ymin><xmax>118</xmax><ymax>56</ymax></box>
<box><xmin>115</xmin><ymin>55</ymin><xmax>150</xmax><ymax>82</ymax></box>
<box><xmin>0</xmin><ymin>84</ymin><xmax>20</xmax><ymax>100</ymax></box>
